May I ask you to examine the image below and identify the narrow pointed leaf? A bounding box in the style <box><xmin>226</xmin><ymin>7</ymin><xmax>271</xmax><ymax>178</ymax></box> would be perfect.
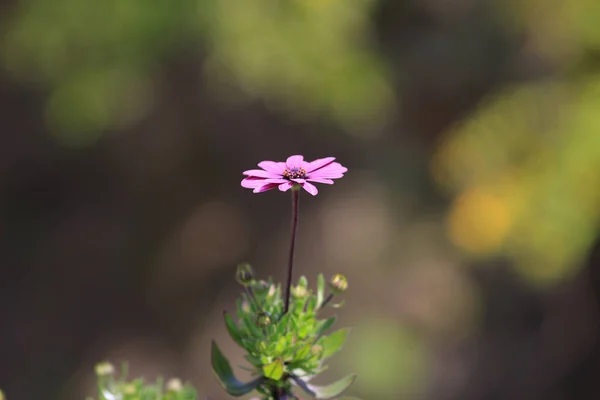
<box><xmin>224</xmin><ymin>311</ymin><xmax>245</xmax><ymax>348</ymax></box>
<box><xmin>274</xmin><ymin>312</ymin><xmax>291</xmax><ymax>336</ymax></box>
<box><xmin>244</xmin><ymin>354</ymin><xmax>263</xmax><ymax>368</ymax></box>
<box><xmin>262</xmin><ymin>358</ymin><xmax>284</xmax><ymax>381</ymax></box>
<box><xmin>316</xmin><ymin>316</ymin><xmax>336</xmax><ymax>337</ymax></box>
<box><xmin>306</xmin><ymin>295</ymin><xmax>317</xmax><ymax>314</ymax></box>
<box><xmin>321</xmin><ymin>329</ymin><xmax>350</xmax><ymax>360</ymax></box>
<box><xmin>303</xmin><ymin>374</ymin><xmax>357</xmax><ymax>399</ymax></box>
<box><xmin>317</xmin><ymin>274</ymin><xmax>325</xmax><ymax>308</ymax></box>
<box><xmin>211</xmin><ymin>341</ymin><xmax>263</xmax><ymax>396</ymax></box>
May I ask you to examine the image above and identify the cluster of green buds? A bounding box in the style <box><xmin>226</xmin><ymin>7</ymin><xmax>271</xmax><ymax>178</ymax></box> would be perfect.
<box><xmin>88</xmin><ymin>361</ymin><xmax>197</xmax><ymax>400</ymax></box>
<box><xmin>211</xmin><ymin>264</ymin><xmax>354</xmax><ymax>400</ymax></box>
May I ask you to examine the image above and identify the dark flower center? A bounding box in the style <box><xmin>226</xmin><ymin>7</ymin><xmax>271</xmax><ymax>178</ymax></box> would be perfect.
<box><xmin>283</xmin><ymin>167</ymin><xmax>306</xmax><ymax>179</ymax></box>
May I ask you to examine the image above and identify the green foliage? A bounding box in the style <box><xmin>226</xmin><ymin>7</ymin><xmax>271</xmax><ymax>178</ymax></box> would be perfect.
<box><xmin>88</xmin><ymin>361</ymin><xmax>197</xmax><ymax>400</ymax></box>
<box><xmin>0</xmin><ymin>0</ymin><xmax>392</xmax><ymax>145</ymax></box>
<box><xmin>211</xmin><ymin>271</ymin><xmax>354</xmax><ymax>399</ymax></box>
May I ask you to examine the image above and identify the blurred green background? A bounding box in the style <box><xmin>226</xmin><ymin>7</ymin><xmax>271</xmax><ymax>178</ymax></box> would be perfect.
<box><xmin>1</xmin><ymin>0</ymin><xmax>600</xmax><ymax>399</ymax></box>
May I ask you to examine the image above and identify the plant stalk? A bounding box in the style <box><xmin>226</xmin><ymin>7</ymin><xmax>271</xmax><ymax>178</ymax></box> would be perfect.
<box><xmin>283</xmin><ymin>188</ymin><xmax>300</xmax><ymax>314</ymax></box>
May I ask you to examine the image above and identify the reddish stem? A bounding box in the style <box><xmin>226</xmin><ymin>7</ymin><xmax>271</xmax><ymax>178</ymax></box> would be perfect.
<box><xmin>283</xmin><ymin>189</ymin><xmax>299</xmax><ymax>314</ymax></box>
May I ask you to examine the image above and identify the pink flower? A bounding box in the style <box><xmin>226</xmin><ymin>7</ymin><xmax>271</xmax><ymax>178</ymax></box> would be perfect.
<box><xmin>241</xmin><ymin>155</ymin><xmax>348</xmax><ymax>196</ymax></box>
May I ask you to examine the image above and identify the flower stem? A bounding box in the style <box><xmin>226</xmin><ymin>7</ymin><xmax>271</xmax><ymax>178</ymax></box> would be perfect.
<box><xmin>245</xmin><ymin>286</ymin><xmax>260</xmax><ymax>311</ymax></box>
<box><xmin>283</xmin><ymin>188</ymin><xmax>300</xmax><ymax>314</ymax></box>
<box><xmin>319</xmin><ymin>293</ymin><xmax>335</xmax><ymax>310</ymax></box>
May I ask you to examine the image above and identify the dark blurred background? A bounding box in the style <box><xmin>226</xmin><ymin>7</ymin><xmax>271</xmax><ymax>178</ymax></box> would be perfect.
<box><xmin>1</xmin><ymin>0</ymin><xmax>600</xmax><ymax>399</ymax></box>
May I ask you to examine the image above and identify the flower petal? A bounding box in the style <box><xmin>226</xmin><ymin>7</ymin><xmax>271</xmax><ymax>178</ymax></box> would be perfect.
<box><xmin>278</xmin><ymin>182</ymin><xmax>294</xmax><ymax>192</ymax></box>
<box><xmin>263</xmin><ymin>178</ymin><xmax>288</xmax><ymax>184</ymax></box>
<box><xmin>306</xmin><ymin>177</ymin><xmax>334</xmax><ymax>185</ymax></box>
<box><xmin>301</xmin><ymin>181</ymin><xmax>319</xmax><ymax>196</ymax></box>
<box><xmin>307</xmin><ymin>162</ymin><xmax>347</xmax><ymax>179</ymax></box>
<box><xmin>243</xmin><ymin>169</ymin><xmax>282</xmax><ymax>178</ymax></box>
<box><xmin>253</xmin><ymin>183</ymin><xmax>278</xmax><ymax>193</ymax></box>
<box><xmin>305</xmin><ymin>157</ymin><xmax>335</xmax><ymax>173</ymax></box>
<box><xmin>258</xmin><ymin>161</ymin><xmax>286</xmax><ymax>174</ymax></box>
<box><xmin>241</xmin><ymin>177</ymin><xmax>266</xmax><ymax>188</ymax></box>
<box><xmin>286</xmin><ymin>155</ymin><xmax>304</xmax><ymax>168</ymax></box>
<box><xmin>291</xmin><ymin>178</ymin><xmax>306</xmax><ymax>183</ymax></box>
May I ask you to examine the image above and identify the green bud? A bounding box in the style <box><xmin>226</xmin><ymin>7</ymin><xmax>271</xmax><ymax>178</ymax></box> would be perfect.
<box><xmin>257</xmin><ymin>340</ymin><xmax>268</xmax><ymax>352</ymax></box>
<box><xmin>236</xmin><ymin>263</ymin><xmax>254</xmax><ymax>285</ymax></box>
<box><xmin>311</xmin><ymin>345</ymin><xmax>324</xmax><ymax>356</ymax></box>
<box><xmin>252</xmin><ymin>280</ymin><xmax>270</xmax><ymax>295</ymax></box>
<box><xmin>94</xmin><ymin>361</ymin><xmax>115</xmax><ymax>377</ymax></box>
<box><xmin>256</xmin><ymin>312</ymin><xmax>272</xmax><ymax>328</ymax></box>
<box><xmin>291</xmin><ymin>285</ymin><xmax>308</xmax><ymax>298</ymax></box>
<box><xmin>241</xmin><ymin>300</ymin><xmax>252</xmax><ymax>313</ymax></box>
<box><xmin>166</xmin><ymin>378</ymin><xmax>183</xmax><ymax>392</ymax></box>
<box><xmin>329</xmin><ymin>274</ymin><xmax>348</xmax><ymax>294</ymax></box>
<box><xmin>122</xmin><ymin>384</ymin><xmax>136</xmax><ymax>395</ymax></box>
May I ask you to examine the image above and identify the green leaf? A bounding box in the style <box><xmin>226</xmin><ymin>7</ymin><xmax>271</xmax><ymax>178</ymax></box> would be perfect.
<box><xmin>295</xmin><ymin>374</ymin><xmax>357</xmax><ymax>399</ymax></box>
<box><xmin>262</xmin><ymin>358</ymin><xmax>285</xmax><ymax>381</ymax></box>
<box><xmin>241</xmin><ymin>311</ymin><xmax>263</xmax><ymax>338</ymax></box>
<box><xmin>317</xmin><ymin>274</ymin><xmax>325</xmax><ymax>308</ymax></box>
<box><xmin>274</xmin><ymin>312</ymin><xmax>291</xmax><ymax>337</ymax></box>
<box><xmin>316</xmin><ymin>316</ymin><xmax>337</xmax><ymax>337</ymax></box>
<box><xmin>306</xmin><ymin>295</ymin><xmax>317</xmax><ymax>314</ymax></box>
<box><xmin>321</xmin><ymin>329</ymin><xmax>350</xmax><ymax>360</ymax></box>
<box><xmin>244</xmin><ymin>354</ymin><xmax>263</xmax><ymax>368</ymax></box>
<box><xmin>274</xmin><ymin>336</ymin><xmax>287</xmax><ymax>355</ymax></box>
<box><xmin>224</xmin><ymin>311</ymin><xmax>245</xmax><ymax>348</ymax></box>
<box><xmin>210</xmin><ymin>341</ymin><xmax>264</xmax><ymax>396</ymax></box>
<box><xmin>295</xmin><ymin>344</ymin><xmax>312</xmax><ymax>360</ymax></box>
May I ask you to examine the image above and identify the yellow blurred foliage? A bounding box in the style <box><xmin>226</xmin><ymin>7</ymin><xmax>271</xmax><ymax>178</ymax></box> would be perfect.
<box><xmin>434</xmin><ymin>77</ymin><xmax>600</xmax><ymax>285</ymax></box>
<box><xmin>447</xmin><ymin>187</ymin><xmax>514</xmax><ymax>255</ymax></box>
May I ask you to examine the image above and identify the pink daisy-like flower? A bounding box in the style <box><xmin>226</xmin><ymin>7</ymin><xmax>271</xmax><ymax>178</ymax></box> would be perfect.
<box><xmin>241</xmin><ymin>155</ymin><xmax>348</xmax><ymax>196</ymax></box>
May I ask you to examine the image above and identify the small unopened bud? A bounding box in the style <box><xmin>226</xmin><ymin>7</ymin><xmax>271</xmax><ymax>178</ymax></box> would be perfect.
<box><xmin>94</xmin><ymin>362</ymin><xmax>115</xmax><ymax>377</ymax></box>
<box><xmin>123</xmin><ymin>384</ymin><xmax>136</xmax><ymax>395</ymax></box>
<box><xmin>236</xmin><ymin>263</ymin><xmax>254</xmax><ymax>285</ymax></box>
<box><xmin>0</xmin><ymin>389</ymin><xmax>5</xmax><ymax>400</ymax></box>
<box><xmin>291</xmin><ymin>285</ymin><xmax>308</xmax><ymax>298</ymax></box>
<box><xmin>241</xmin><ymin>300</ymin><xmax>252</xmax><ymax>313</ymax></box>
<box><xmin>252</xmin><ymin>280</ymin><xmax>270</xmax><ymax>295</ymax></box>
<box><xmin>256</xmin><ymin>312</ymin><xmax>272</xmax><ymax>328</ymax></box>
<box><xmin>311</xmin><ymin>345</ymin><xmax>324</xmax><ymax>356</ymax></box>
<box><xmin>257</xmin><ymin>340</ymin><xmax>268</xmax><ymax>352</ymax></box>
<box><xmin>166</xmin><ymin>378</ymin><xmax>183</xmax><ymax>392</ymax></box>
<box><xmin>329</xmin><ymin>274</ymin><xmax>348</xmax><ymax>294</ymax></box>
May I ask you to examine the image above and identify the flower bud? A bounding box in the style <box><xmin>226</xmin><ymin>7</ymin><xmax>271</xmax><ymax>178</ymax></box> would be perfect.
<box><xmin>241</xmin><ymin>300</ymin><xmax>252</xmax><ymax>313</ymax></box>
<box><xmin>257</xmin><ymin>340</ymin><xmax>268</xmax><ymax>352</ymax></box>
<box><xmin>291</xmin><ymin>285</ymin><xmax>308</xmax><ymax>298</ymax></box>
<box><xmin>329</xmin><ymin>274</ymin><xmax>348</xmax><ymax>294</ymax></box>
<box><xmin>252</xmin><ymin>280</ymin><xmax>270</xmax><ymax>295</ymax></box>
<box><xmin>236</xmin><ymin>263</ymin><xmax>254</xmax><ymax>285</ymax></box>
<box><xmin>311</xmin><ymin>345</ymin><xmax>324</xmax><ymax>356</ymax></box>
<box><xmin>166</xmin><ymin>378</ymin><xmax>183</xmax><ymax>392</ymax></box>
<box><xmin>94</xmin><ymin>361</ymin><xmax>115</xmax><ymax>377</ymax></box>
<box><xmin>123</xmin><ymin>384</ymin><xmax>136</xmax><ymax>395</ymax></box>
<box><xmin>256</xmin><ymin>312</ymin><xmax>272</xmax><ymax>328</ymax></box>
<box><xmin>0</xmin><ymin>389</ymin><xmax>5</xmax><ymax>400</ymax></box>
